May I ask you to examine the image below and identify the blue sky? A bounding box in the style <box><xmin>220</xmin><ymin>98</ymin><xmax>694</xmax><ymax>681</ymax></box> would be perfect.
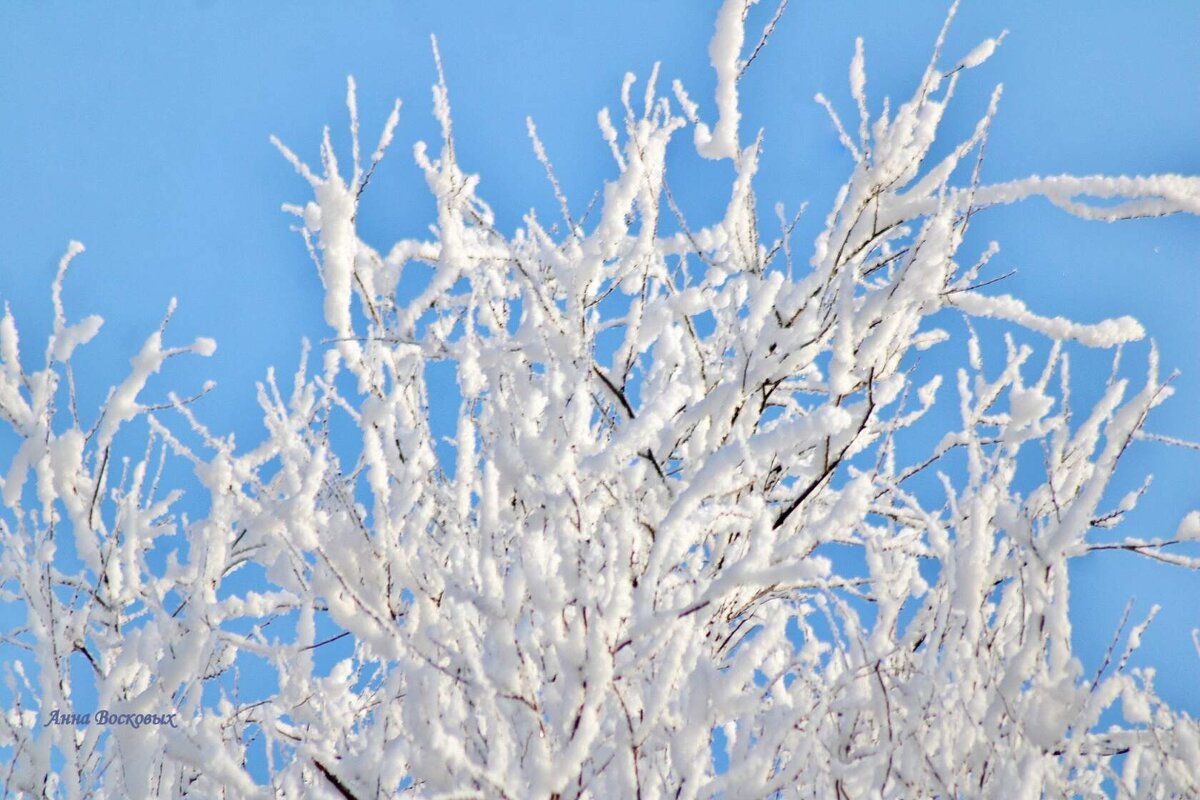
<box><xmin>1</xmin><ymin>0</ymin><xmax>1197</xmax><ymax>726</ymax></box>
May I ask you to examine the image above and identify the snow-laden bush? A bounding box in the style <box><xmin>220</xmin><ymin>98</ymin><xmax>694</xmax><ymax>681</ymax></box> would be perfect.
<box><xmin>3</xmin><ymin>2</ymin><xmax>1198</xmax><ymax>797</ymax></box>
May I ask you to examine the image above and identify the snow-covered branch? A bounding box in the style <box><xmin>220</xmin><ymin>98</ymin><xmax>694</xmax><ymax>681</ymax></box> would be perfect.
<box><xmin>2</xmin><ymin>4</ymin><xmax>1198</xmax><ymax>798</ymax></box>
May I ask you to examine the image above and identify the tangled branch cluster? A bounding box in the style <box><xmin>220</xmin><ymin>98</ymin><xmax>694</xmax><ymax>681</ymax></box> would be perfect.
<box><xmin>3</xmin><ymin>2</ymin><xmax>1198</xmax><ymax>797</ymax></box>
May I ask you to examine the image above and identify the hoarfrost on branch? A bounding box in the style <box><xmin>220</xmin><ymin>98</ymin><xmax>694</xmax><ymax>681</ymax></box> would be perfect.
<box><xmin>3</xmin><ymin>2</ymin><xmax>1199</xmax><ymax>797</ymax></box>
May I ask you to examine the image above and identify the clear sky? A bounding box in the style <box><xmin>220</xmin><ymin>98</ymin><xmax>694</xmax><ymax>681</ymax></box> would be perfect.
<box><xmin>1</xmin><ymin>0</ymin><xmax>1197</xmax><ymax>730</ymax></box>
